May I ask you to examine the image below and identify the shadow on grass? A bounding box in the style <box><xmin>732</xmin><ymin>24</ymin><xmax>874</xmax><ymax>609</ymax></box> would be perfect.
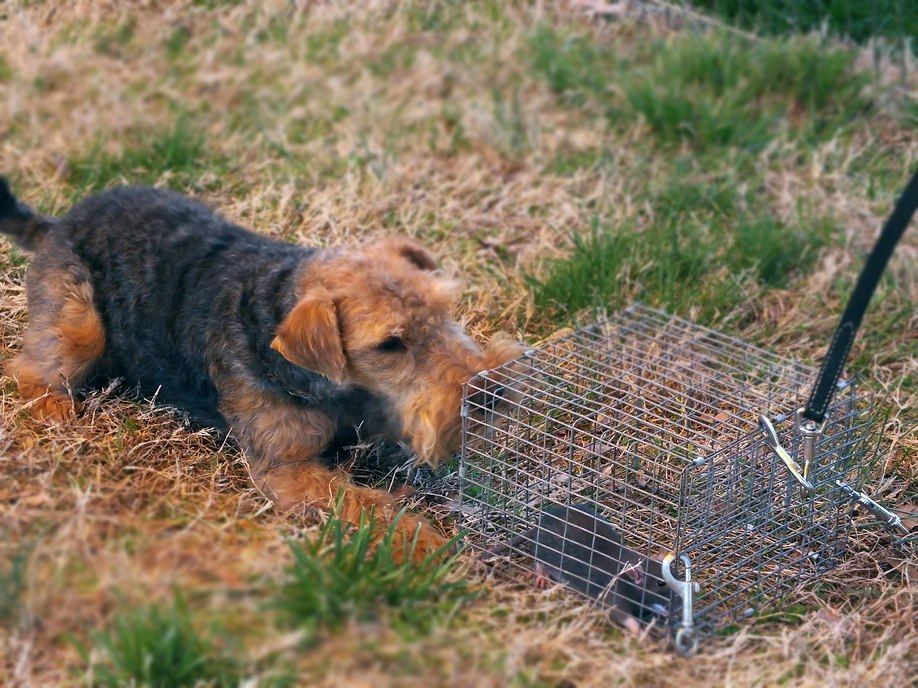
<box><xmin>688</xmin><ymin>0</ymin><xmax>916</xmax><ymax>46</ymax></box>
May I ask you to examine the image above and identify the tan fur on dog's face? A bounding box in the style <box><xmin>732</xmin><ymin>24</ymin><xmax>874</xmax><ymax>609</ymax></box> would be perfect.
<box><xmin>271</xmin><ymin>237</ymin><xmax>524</xmax><ymax>464</ymax></box>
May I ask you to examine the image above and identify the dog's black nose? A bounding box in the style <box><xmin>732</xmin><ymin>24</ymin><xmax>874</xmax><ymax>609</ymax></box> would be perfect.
<box><xmin>468</xmin><ymin>384</ymin><xmax>506</xmax><ymax>411</ymax></box>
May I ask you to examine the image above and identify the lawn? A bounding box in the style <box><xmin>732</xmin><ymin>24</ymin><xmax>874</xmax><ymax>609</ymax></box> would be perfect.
<box><xmin>687</xmin><ymin>0</ymin><xmax>917</xmax><ymax>45</ymax></box>
<box><xmin>0</xmin><ymin>1</ymin><xmax>915</xmax><ymax>686</ymax></box>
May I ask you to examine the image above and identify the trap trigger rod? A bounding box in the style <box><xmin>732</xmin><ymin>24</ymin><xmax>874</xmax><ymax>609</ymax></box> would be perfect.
<box><xmin>760</xmin><ymin>415</ymin><xmax>909</xmax><ymax>537</ymax></box>
<box><xmin>834</xmin><ymin>480</ymin><xmax>909</xmax><ymax>538</ymax></box>
<box><xmin>795</xmin><ymin>407</ymin><xmax>827</xmax><ymax>488</ymax></box>
<box><xmin>759</xmin><ymin>415</ymin><xmax>814</xmax><ymax>495</ymax></box>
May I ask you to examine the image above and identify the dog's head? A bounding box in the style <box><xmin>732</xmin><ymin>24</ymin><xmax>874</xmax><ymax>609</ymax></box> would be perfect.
<box><xmin>271</xmin><ymin>237</ymin><xmax>524</xmax><ymax>463</ymax></box>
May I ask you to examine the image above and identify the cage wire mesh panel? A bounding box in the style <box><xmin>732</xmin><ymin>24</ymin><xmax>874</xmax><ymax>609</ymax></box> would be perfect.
<box><xmin>459</xmin><ymin>303</ymin><xmax>876</xmax><ymax>647</ymax></box>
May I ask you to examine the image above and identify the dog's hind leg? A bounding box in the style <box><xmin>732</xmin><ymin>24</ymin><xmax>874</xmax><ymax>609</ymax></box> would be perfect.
<box><xmin>6</xmin><ymin>244</ymin><xmax>105</xmax><ymax>421</ymax></box>
<box><xmin>221</xmin><ymin>383</ymin><xmax>450</xmax><ymax>564</ymax></box>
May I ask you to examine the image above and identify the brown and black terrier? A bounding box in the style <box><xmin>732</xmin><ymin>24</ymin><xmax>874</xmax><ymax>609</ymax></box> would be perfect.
<box><xmin>0</xmin><ymin>178</ymin><xmax>523</xmax><ymax>561</ymax></box>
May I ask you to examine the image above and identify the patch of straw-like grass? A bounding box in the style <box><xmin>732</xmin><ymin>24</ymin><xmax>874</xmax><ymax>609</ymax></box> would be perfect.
<box><xmin>0</xmin><ymin>1</ymin><xmax>914</xmax><ymax>685</ymax></box>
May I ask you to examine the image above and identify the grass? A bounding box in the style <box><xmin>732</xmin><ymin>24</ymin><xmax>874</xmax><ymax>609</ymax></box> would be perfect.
<box><xmin>0</xmin><ymin>55</ymin><xmax>12</xmax><ymax>82</ymax></box>
<box><xmin>688</xmin><ymin>0</ymin><xmax>918</xmax><ymax>46</ymax></box>
<box><xmin>93</xmin><ymin>17</ymin><xmax>137</xmax><ymax>58</ymax></box>
<box><xmin>530</xmin><ymin>27</ymin><xmax>870</xmax><ymax>151</ymax></box>
<box><xmin>0</xmin><ymin>1</ymin><xmax>915</xmax><ymax>686</ymax></box>
<box><xmin>79</xmin><ymin>510</ymin><xmax>468</xmax><ymax>685</ymax></box>
<box><xmin>82</xmin><ymin>593</ymin><xmax>238</xmax><ymax>688</ymax></box>
<box><xmin>529</xmin><ymin>179</ymin><xmax>833</xmax><ymax>322</ymax></box>
<box><xmin>65</xmin><ymin>117</ymin><xmax>218</xmax><ymax>200</ymax></box>
<box><xmin>275</xmin><ymin>504</ymin><xmax>470</xmax><ymax>641</ymax></box>
<box><xmin>0</xmin><ymin>546</ymin><xmax>29</xmax><ymax>627</ymax></box>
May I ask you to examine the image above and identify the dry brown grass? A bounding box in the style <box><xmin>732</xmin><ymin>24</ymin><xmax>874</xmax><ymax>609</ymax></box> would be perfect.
<box><xmin>0</xmin><ymin>1</ymin><xmax>915</xmax><ymax>686</ymax></box>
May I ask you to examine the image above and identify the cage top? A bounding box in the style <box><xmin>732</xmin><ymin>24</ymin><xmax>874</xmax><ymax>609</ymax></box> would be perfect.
<box><xmin>466</xmin><ymin>303</ymin><xmax>818</xmax><ymax>465</ymax></box>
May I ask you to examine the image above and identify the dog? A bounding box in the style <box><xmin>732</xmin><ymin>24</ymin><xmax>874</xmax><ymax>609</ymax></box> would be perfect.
<box><xmin>0</xmin><ymin>178</ymin><xmax>523</xmax><ymax>562</ymax></box>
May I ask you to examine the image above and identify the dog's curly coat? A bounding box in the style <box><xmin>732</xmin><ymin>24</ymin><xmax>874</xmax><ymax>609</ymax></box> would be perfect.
<box><xmin>0</xmin><ymin>178</ymin><xmax>523</xmax><ymax>561</ymax></box>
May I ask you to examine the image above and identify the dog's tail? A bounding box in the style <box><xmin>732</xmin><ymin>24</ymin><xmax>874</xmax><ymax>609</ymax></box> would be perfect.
<box><xmin>0</xmin><ymin>177</ymin><xmax>55</xmax><ymax>251</ymax></box>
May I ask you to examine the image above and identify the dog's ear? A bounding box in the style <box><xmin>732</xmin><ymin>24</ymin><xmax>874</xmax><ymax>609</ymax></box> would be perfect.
<box><xmin>377</xmin><ymin>237</ymin><xmax>438</xmax><ymax>271</ymax></box>
<box><xmin>271</xmin><ymin>287</ymin><xmax>346</xmax><ymax>383</ymax></box>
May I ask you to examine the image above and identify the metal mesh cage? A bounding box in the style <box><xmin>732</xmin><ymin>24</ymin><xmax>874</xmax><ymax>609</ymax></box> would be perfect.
<box><xmin>458</xmin><ymin>304</ymin><xmax>877</xmax><ymax>651</ymax></box>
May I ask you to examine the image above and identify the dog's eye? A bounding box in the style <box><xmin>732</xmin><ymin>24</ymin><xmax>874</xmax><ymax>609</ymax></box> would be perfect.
<box><xmin>376</xmin><ymin>336</ymin><xmax>407</xmax><ymax>353</ymax></box>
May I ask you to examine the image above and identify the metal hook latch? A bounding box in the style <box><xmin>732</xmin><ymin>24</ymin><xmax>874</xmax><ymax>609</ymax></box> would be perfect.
<box><xmin>795</xmin><ymin>408</ymin><xmax>827</xmax><ymax>487</ymax></box>
<box><xmin>759</xmin><ymin>415</ymin><xmax>815</xmax><ymax>495</ymax></box>
<box><xmin>662</xmin><ymin>553</ymin><xmax>701</xmax><ymax>656</ymax></box>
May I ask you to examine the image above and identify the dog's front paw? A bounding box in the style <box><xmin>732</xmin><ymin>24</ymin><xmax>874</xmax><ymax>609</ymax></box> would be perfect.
<box><xmin>389</xmin><ymin>513</ymin><xmax>451</xmax><ymax>565</ymax></box>
<box><xmin>30</xmin><ymin>393</ymin><xmax>80</xmax><ymax>422</ymax></box>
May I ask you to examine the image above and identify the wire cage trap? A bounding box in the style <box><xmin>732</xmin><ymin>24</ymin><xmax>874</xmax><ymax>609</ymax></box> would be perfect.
<box><xmin>458</xmin><ymin>303</ymin><xmax>883</xmax><ymax>654</ymax></box>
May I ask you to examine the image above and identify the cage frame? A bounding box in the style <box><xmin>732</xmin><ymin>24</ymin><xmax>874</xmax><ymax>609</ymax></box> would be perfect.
<box><xmin>458</xmin><ymin>303</ymin><xmax>877</xmax><ymax>653</ymax></box>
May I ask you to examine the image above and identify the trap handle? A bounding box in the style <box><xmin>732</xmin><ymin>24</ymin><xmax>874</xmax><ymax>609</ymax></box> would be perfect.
<box><xmin>764</xmin><ymin>170</ymin><xmax>917</xmax><ymax>541</ymax></box>
<box><xmin>801</xmin><ymin>169</ymin><xmax>918</xmax><ymax>426</ymax></box>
